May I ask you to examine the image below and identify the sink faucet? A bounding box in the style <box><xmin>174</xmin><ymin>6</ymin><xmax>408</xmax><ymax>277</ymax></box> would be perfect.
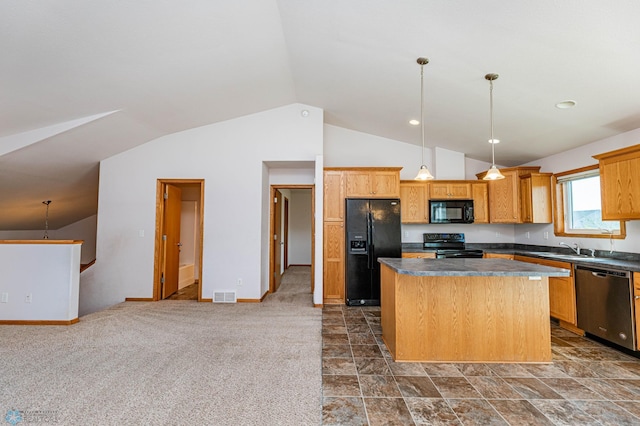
<box><xmin>559</xmin><ymin>242</ymin><xmax>581</xmax><ymax>255</ymax></box>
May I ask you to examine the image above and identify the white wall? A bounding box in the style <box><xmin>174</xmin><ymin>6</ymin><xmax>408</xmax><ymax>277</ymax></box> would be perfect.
<box><xmin>0</xmin><ymin>242</ymin><xmax>81</xmax><ymax>321</ymax></box>
<box><xmin>516</xmin><ymin>128</ymin><xmax>640</xmax><ymax>254</ymax></box>
<box><xmin>0</xmin><ymin>214</ymin><xmax>97</xmax><ymax>264</ymax></box>
<box><xmin>434</xmin><ymin>147</ymin><xmax>465</xmax><ymax>179</ymax></box>
<box><xmin>82</xmin><ymin>104</ymin><xmax>323</xmax><ymax>315</ymax></box>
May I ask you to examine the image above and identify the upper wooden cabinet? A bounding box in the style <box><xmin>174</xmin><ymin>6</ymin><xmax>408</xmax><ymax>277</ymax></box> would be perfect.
<box><xmin>593</xmin><ymin>144</ymin><xmax>640</xmax><ymax>220</ymax></box>
<box><xmin>323</xmin><ymin>170</ymin><xmax>344</xmax><ymax>222</ymax></box>
<box><xmin>429</xmin><ymin>181</ymin><xmax>472</xmax><ymax>199</ymax></box>
<box><xmin>476</xmin><ymin>166</ymin><xmax>551</xmax><ymax>224</ymax></box>
<box><xmin>344</xmin><ymin>168</ymin><xmax>401</xmax><ymax>198</ymax></box>
<box><xmin>471</xmin><ymin>182</ymin><xmax>489</xmax><ymax>224</ymax></box>
<box><xmin>399</xmin><ymin>181</ymin><xmax>429</xmax><ymax>223</ymax></box>
<box><xmin>520</xmin><ymin>172</ymin><xmax>553</xmax><ymax>223</ymax></box>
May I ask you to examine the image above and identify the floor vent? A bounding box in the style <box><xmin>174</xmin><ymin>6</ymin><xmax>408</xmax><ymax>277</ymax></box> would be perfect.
<box><xmin>213</xmin><ymin>291</ymin><xmax>237</xmax><ymax>303</ymax></box>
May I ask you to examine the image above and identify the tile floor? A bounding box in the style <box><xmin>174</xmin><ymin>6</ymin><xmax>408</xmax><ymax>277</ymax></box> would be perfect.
<box><xmin>322</xmin><ymin>305</ymin><xmax>640</xmax><ymax>425</ymax></box>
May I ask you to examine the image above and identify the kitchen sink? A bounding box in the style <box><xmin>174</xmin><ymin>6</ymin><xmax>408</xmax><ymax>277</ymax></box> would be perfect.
<box><xmin>524</xmin><ymin>252</ymin><xmax>607</xmax><ymax>262</ymax></box>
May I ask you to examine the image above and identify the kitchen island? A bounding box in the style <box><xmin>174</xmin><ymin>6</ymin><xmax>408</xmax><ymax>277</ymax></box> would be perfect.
<box><xmin>378</xmin><ymin>258</ymin><xmax>571</xmax><ymax>363</ymax></box>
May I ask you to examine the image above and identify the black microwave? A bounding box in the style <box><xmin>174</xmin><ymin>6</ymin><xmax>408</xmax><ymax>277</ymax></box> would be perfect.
<box><xmin>429</xmin><ymin>200</ymin><xmax>474</xmax><ymax>224</ymax></box>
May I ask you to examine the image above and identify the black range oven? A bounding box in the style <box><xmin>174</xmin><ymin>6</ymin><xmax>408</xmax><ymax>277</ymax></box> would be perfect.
<box><xmin>423</xmin><ymin>233</ymin><xmax>484</xmax><ymax>258</ymax></box>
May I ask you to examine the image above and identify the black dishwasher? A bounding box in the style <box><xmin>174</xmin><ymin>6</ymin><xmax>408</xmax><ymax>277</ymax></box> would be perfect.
<box><xmin>575</xmin><ymin>265</ymin><xmax>635</xmax><ymax>350</ymax></box>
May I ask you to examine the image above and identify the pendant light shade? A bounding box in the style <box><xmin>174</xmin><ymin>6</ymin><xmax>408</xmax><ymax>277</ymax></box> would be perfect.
<box><xmin>414</xmin><ymin>57</ymin><xmax>434</xmax><ymax>180</ymax></box>
<box><xmin>482</xmin><ymin>73</ymin><xmax>505</xmax><ymax>181</ymax></box>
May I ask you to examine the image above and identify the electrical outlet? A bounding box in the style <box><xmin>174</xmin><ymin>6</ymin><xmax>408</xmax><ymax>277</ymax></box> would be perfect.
<box><xmin>1</xmin><ymin>293</ymin><xmax>8</xmax><ymax>303</ymax></box>
<box><xmin>237</xmin><ymin>278</ymin><xmax>242</xmax><ymax>286</ymax></box>
<box><xmin>25</xmin><ymin>293</ymin><xmax>32</xmax><ymax>303</ymax></box>
<box><xmin>403</xmin><ymin>231</ymin><xmax>409</xmax><ymax>239</ymax></box>
<box><xmin>543</xmin><ymin>232</ymin><xmax>549</xmax><ymax>240</ymax></box>
<box><xmin>495</xmin><ymin>232</ymin><xmax>500</xmax><ymax>238</ymax></box>
<box><xmin>525</xmin><ymin>231</ymin><xmax>530</xmax><ymax>239</ymax></box>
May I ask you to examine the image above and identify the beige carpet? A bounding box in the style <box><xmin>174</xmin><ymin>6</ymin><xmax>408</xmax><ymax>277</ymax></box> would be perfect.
<box><xmin>0</xmin><ymin>266</ymin><xmax>321</xmax><ymax>425</ymax></box>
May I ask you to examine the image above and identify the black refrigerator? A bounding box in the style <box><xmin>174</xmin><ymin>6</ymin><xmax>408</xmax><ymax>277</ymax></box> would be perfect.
<box><xmin>345</xmin><ymin>198</ymin><xmax>401</xmax><ymax>306</ymax></box>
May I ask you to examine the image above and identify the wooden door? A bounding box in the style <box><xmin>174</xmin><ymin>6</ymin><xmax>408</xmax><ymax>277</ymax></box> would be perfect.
<box><xmin>273</xmin><ymin>190</ymin><xmax>283</xmax><ymax>291</ymax></box>
<box><xmin>162</xmin><ymin>184</ymin><xmax>182</xmax><ymax>298</ymax></box>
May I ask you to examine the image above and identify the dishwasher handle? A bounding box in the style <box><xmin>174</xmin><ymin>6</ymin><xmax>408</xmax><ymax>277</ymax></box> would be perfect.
<box><xmin>576</xmin><ymin>265</ymin><xmax>630</xmax><ymax>279</ymax></box>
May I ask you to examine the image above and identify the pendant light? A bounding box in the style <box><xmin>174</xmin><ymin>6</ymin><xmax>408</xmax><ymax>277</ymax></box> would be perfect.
<box><xmin>482</xmin><ymin>73</ymin><xmax>505</xmax><ymax>180</ymax></box>
<box><xmin>42</xmin><ymin>200</ymin><xmax>51</xmax><ymax>239</ymax></box>
<box><xmin>414</xmin><ymin>57</ymin><xmax>434</xmax><ymax>180</ymax></box>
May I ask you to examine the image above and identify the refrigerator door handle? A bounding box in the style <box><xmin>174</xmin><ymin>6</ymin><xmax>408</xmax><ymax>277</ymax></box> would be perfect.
<box><xmin>367</xmin><ymin>211</ymin><xmax>374</xmax><ymax>269</ymax></box>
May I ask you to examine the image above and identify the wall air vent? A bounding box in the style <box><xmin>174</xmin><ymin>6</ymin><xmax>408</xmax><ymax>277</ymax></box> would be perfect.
<box><xmin>213</xmin><ymin>291</ymin><xmax>237</xmax><ymax>303</ymax></box>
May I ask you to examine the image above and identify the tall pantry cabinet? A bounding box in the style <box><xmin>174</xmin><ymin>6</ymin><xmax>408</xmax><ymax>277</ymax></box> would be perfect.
<box><xmin>322</xmin><ymin>167</ymin><xmax>401</xmax><ymax>304</ymax></box>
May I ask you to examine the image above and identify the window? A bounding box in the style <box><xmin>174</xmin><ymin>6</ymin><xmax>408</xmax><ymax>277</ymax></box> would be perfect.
<box><xmin>553</xmin><ymin>165</ymin><xmax>625</xmax><ymax>238</ymax></box>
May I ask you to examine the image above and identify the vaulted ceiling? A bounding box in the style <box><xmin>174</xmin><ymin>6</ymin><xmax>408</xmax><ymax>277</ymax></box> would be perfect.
<box><xmin>2</xmin><ymin>0</ymin><xmax>640</xmax><ymax>230</ymax></box>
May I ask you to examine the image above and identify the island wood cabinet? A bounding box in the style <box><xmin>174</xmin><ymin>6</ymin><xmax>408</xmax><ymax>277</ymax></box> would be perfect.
<box><xmin>344</xmin><ymin>168</ymin><xmax>401</xmax><ymax>198</ymax></box>
<box><xmin>514</xmin><ymin>255</ymin><xmax>577</xmax><ymax>327</ymax></box>
<box><xmin>593</xmin><ymin>144</ymin><xmax>640</xmax><ymax>220</ymax></box>
<box><xmin>322</xmin><ymin>167</ymin><xmax>401</xmax><ymax>304</ymax></box>
<box><xmin>429</xmin><ymin>181</ymin><xmax>471</xmax><ymax>199</ymax></box>
<box><xmin>399</xmin><ymin>181</ymin><xmax>429</xmax><ymax>223</ymax></box>
<box><xmin>398</xmin><ymin>180</ymin><xmax>488</xmax><ymax>224</ymax></box>
<box><xmin>476</xmin><ymin>166</ymin><xmax>551</xmax><ymax>224</ymax></box>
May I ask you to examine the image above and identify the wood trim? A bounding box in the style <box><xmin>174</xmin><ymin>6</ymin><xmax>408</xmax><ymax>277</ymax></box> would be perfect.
<box><xmin>314</xmin><ymin>303</ymin><xmax>323</xmax><ymax>308</ymax></box>
<box><xmin>238</xmin><ymin>291</ymin><xmax>269</xmax><ymax>303</ymax></box>
<box><xmin>0</xmin><ymin>240</ymin><xmax>83</xmax><ymax>244</ymax></box>
<box><xmin>558</xmin><ymin>320</ymin><xmax>585</xmax><ymax>336</ymax></box>
<box><xmin>80</xmin><ymin>259</ymin><xmax>96</xmax><ymax>272</ymax></box>
<box><xmin>269</xmin><ymin>184</ymin><xmax>315</xmax><ymax>297</ymax></box>
<box><xmin>552</xmin><ymin>169</ymin><xmax>626</xmax><ymax>239</ymax></box>
<box><xmin>324</xmin><ymin>167</ymin><xmax>402</xmax><ymax>171</ymax></box>
<box><xmin>200</xmin><ymin>298</ymin><xmax>213</xmax><ymax>303</ymax></box>
<box><xmin>125</xmin><ymin>297</ymin><xmax>154</xmax><ymax>302</ymax></box>
<box><xmin>553</xmin><ymin>163</ymin><xmax>599</xmax><ymax>178</ymax></box>
<box><xmin>593</xmin><ymin>143</ymin><xmax>640</xmax><ymax>161</ymax></box>
<box><xmin>0</xmin><ymin>318</ymin><xmax>79</xmax><ymax>325</ymax></box>
<box><xmin>153</xmin><ymin>179</ymin><xmax>205</xmax><ymax>302</ymax></box>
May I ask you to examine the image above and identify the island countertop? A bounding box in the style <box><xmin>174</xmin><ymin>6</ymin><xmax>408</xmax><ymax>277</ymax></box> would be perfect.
<box><xmin>378</xmin><ymin>257</ymin><xmax>571</xmax><ymax>277</ymax></box>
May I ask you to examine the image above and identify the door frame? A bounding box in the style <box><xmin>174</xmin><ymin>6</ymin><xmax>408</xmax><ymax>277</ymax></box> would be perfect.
<box><xmin>268</xmin><ymin>184</ymin><xmax>315</xmax><ymax>294</ymax></box>
<box><xmin>153</xmin><ymin>178</ymin><xmax>205</xmax><ymax>301</ymax></box>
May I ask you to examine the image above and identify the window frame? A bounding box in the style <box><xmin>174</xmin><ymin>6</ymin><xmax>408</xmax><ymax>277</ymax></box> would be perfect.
<box><xmin>552</xmin><ymin>164</ymin><xmax>626</xmax><ymax>239</ymax></box>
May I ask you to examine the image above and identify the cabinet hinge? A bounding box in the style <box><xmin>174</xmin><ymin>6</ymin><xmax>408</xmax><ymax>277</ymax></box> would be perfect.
<box><xmin>164</xmin><ymin>192</ymin><xmax>169</xmax><ymax>200</ymax></box>
<box><xmin>162</xmin><ymin>234</ymin><xmax>167</xmax><ymax>241</ymax></box>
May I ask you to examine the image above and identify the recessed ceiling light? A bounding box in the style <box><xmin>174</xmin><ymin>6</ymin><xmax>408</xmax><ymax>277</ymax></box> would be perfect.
<box><xmin>488</xmin><ymin>139</ymin><xmax>500</xmax><ymax>144</ymax></box>
<box><xmin>409</xmin><ymin>119</ymin><xmax>420</xmax><ymax>126</ymax></box>
<box><xmin>556</xmin><ymin>100</ymin><xmax>577</xmax><ymax>109</ymax></box>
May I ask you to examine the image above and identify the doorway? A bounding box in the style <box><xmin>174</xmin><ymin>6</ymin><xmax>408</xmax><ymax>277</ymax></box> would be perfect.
<box><xmin>153</xmin><ymin>179</ymin><xmax>205</xmax><ymax>301</ymax></box>
<box><xmin>269</xmin><ymin>185</ymin><xmax>315</xmax><ymax>296</ymax></box>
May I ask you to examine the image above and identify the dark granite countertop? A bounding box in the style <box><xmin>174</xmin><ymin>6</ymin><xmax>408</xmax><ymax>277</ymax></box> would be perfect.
<box><xmin>379</xmin><ymin>257</ymin><xmax>571</xmax><ymax>277</ymax></box>
<box><xmin>401</xmin><ymin>243</ymin><xmax>640</xmax><ymax>273</ymax></box>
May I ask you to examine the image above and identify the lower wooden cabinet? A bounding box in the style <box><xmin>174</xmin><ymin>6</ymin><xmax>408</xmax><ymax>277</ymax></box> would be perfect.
<box><xmin>483</xmin><ymin>253</ymin><xmax>514</xmax><ymax>260</ymax></box>
<box><xmin>402</xmin><ymin>252</ymin><xmax>436</xmax><ymax>259</ymax></box>
<box><xmin>515</xmin><ymin>256</ymin><xmax>576</xmax><ymax>325</ymax></box>
<box><xmin>323</xmin><ymin>221</ymin><xmax>344</xmax><ymax>304</ymax></box>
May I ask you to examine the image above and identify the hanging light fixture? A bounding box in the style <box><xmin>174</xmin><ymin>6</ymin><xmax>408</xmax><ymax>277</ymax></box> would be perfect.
<box><xmin>483</xmin><ymin>73</ymin><xmax>505</xmax><ymax>180</ymax></box>
<box><xmin>42</xmin><ymin>200</ymin><xmax>51</xmax><ymax>239</ymax></box>
<box><xmin>414</xmin><ymin>57</ymin><xmax>434</xmax><ymax>180</ymax></box>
